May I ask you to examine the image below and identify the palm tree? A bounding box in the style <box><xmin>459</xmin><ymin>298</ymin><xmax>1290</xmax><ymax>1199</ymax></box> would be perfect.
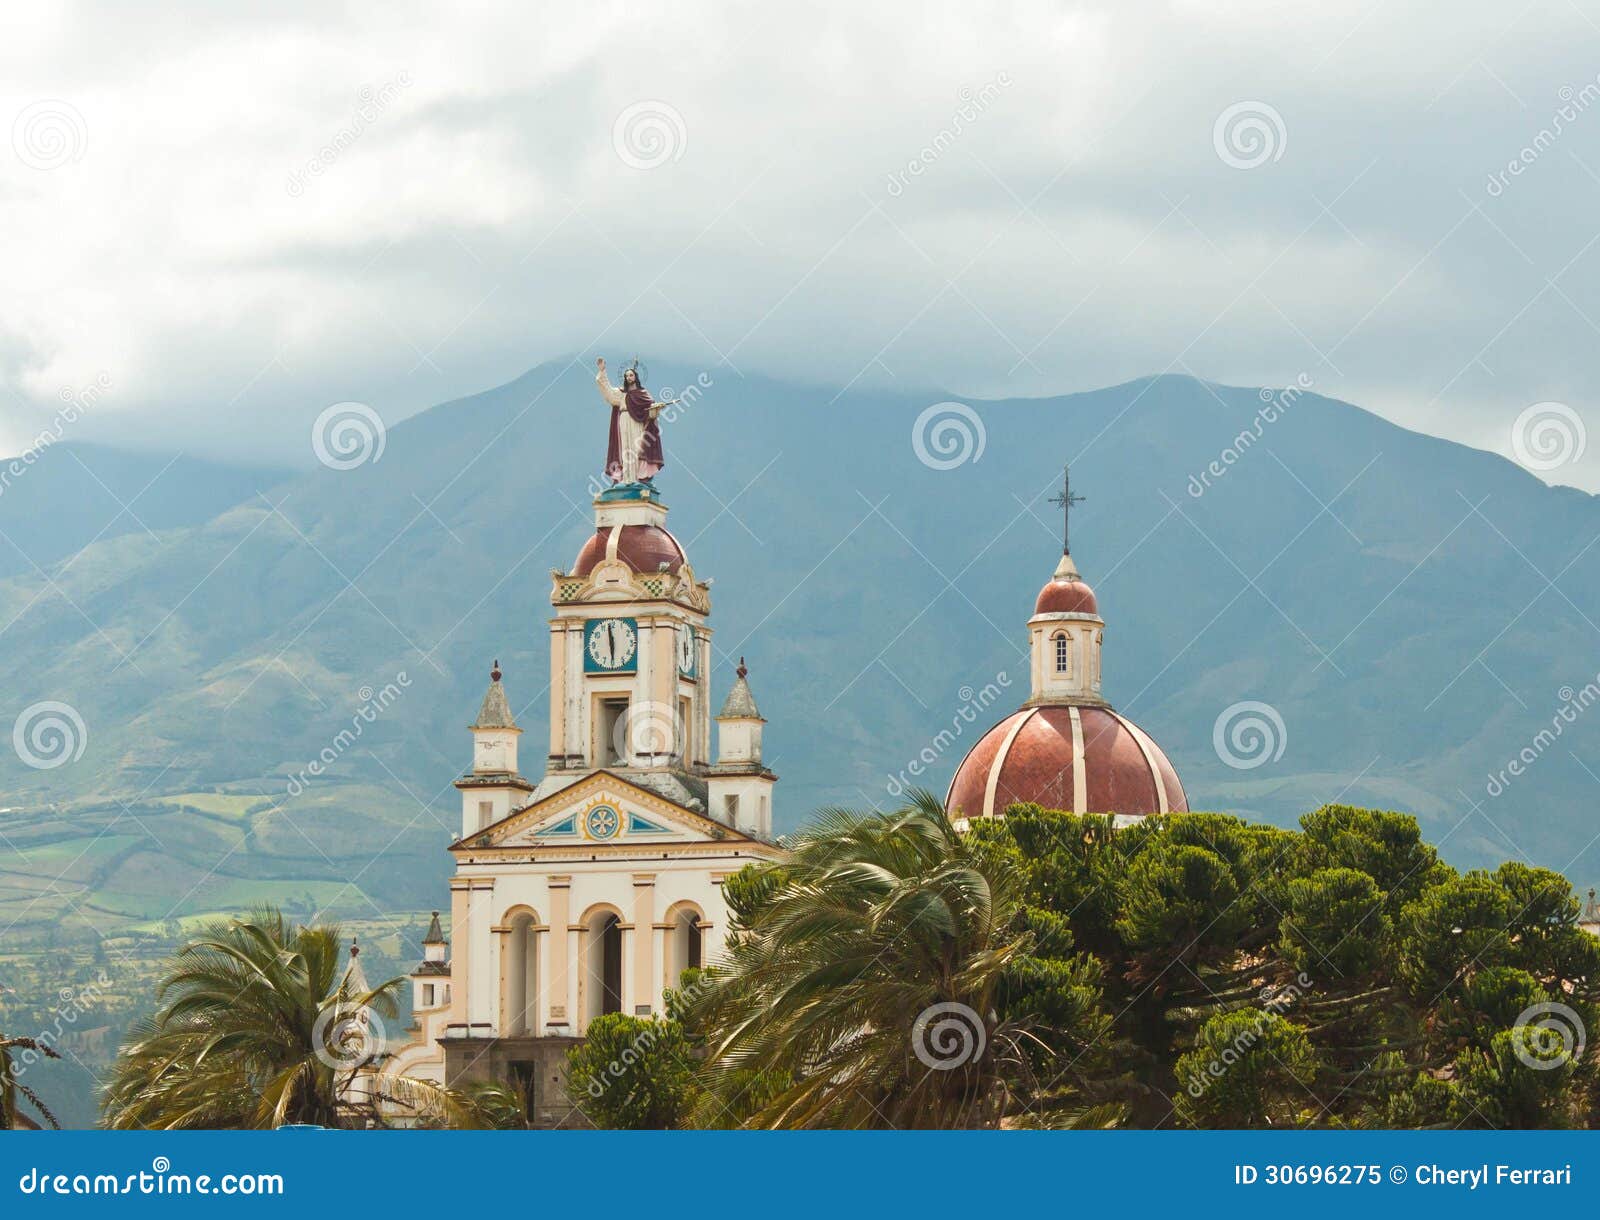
<box><xmin>1</xmin><ymin>1036</ymin><xmax>61</xmax><ymax>1129</ymax></box>
<box><xmin>689</xmin><ymin>791</ymin><xmax>1049</xmax><ymax>1128</ymax></box>
<box><xmin>102</xmin><ymin>907</ymin><xmax>401</xmax><ymax>1129</ymax></box>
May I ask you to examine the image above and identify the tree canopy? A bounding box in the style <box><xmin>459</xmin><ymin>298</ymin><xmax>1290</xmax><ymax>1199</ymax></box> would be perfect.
<box><xmin>686</xmin><ymin>796</ymin><xmax>1600</xmax><ymax>1128</ymax></box>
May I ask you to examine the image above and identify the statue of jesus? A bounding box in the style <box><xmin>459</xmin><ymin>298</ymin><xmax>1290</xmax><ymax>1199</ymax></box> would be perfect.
<box><xmin>595</xmin><ymin>356</ymin><xmax>666</xmax><ymax>485</ymax></box>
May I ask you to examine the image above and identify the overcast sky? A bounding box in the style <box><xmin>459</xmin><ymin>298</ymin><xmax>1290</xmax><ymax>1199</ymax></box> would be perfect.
<box><xmin>4</xmin><ymin>1</ymin><xmax>1600</xmax><ymax>486</ymax></box>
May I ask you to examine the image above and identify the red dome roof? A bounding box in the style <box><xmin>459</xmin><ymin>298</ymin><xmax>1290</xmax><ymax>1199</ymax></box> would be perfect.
<box><xmin>1035</xmin><ymin>576</ymin><xmax>1098</xmax><ymax>615</ymax></box>
<box><xmin>946</xmin><ymin>705</ymin><xmax>1187</xmax><ymax>820</ymax></box>
<box><xmin>572</xmin><ymin>524</ymin><xmax>686</xmax><ymax>577</ymax></box>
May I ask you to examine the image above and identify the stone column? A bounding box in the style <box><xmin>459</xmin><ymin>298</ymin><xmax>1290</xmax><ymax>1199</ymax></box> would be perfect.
<box><xmin>652</xmin><ymin>919</ymin><xmax>673</xmax><ymax>995</ymax></box>
<box><xmin>634</xmin><ymin>620</ymin><xmax>654</xmax><ymax>764</ymax></box>
<box><xmin>546</xmin><ymin>876</ymin><xmax>571</xmax><ymax>1032</ymax></box>
<box><xmin>462</xmin><ymin>880</ymin><xmax>495</xmax><ymax>1035</ymax></box>
<box><xmin>564</xmin><ymin>625</ymin><xmax>584</xmax><ymax>764</ymax></box>
<box><xmin>548</xmin><ymin>622</ymin><xmax>565</xmax><ymax>762</ymax></box>
<box><xmin>448</xmin><ymin>880</ymin><xmax>470</xmax><ymax>1031</ymax></box>
<box><xmin>619</xmin><ymin>920</ymin><xmax>635</xmax><ymax>1017</ymax></box>
<box><xmin>632</xmin><ymin>874</ymin><xmax>656</xmax><ymax>1014</ymax></box>
<box><xmin>531</xmin><ymin>925</ymin><xmax>548</xmax><ymax>1037</ymax></box>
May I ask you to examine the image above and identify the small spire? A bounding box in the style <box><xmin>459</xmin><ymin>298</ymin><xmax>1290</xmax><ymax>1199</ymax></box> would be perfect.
<box><xmin>423</xmin><ymin>911</ymin><xmax>446</xmax><ymax>945</ymax></box>
<box><xmin>349</xmin><ymin>935</ymin><xmax>359</xmax><ymax>958</ymax></box>
<box><xmin>720</xmin><ymin>659</ymin><xmax>761</xmax><ymax>719</ymax></box>
<box><xmin>473</xmin><ymin>659</ymin><xmax>518</xmax><ymax>729</ymax></box>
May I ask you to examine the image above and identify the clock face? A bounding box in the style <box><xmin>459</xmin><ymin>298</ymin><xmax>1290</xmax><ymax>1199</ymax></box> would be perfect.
<box><xmin>677</xmin><ymin>623</ymin><xmax>696</xmax><ymax>676</ymax></box>
<box><xmin>586</xmin><ymin>618</ymin><xmax>638</xmax><ymax>670</ymax></box>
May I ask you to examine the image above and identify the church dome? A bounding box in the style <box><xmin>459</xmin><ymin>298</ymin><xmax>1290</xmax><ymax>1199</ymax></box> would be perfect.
<box><xmin>944</xmin><ymin>471</ymin><xmax>1188</xmax><ymax>824</ymax></box>
<box><xmin>946</xmin><ymin>705</ymin><xmax>1187</xmax><ymax>820</ymax></box>
<box><xmin>1035</xmin><ymin>575</ymin><xmax>1097</xmax><ymax>616</ymax></box>
<box><xmin>1033</xmin><ymin>550</ymin><xmax>1097</xmax><ymax>616</ymax></box>
<box><xmin>573</xmin><ymin>523</ymin><xmax>686</xmax><ymax>577</ymax></box>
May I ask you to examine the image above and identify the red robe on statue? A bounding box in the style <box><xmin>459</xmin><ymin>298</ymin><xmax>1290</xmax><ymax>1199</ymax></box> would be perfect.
<box><xmin>600</xmin><ymin>374</ymin><xmax>666</xmax><ymax>482</ymax></box>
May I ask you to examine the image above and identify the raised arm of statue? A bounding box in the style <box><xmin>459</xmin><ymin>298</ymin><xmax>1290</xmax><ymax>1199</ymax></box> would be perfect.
<box><xmin>595</xmin><ymin>358</ymin><xmax>623</xmax><ymax>409</ymax></box>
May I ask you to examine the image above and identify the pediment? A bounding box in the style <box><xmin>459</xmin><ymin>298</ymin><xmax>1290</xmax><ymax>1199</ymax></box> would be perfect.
<box><xmin>457</xmin><ymin>770</ymin><xmax>752</xmax><ymax>851</ymax></box>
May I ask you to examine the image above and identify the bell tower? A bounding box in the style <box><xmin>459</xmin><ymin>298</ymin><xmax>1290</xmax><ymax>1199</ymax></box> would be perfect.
<box><xmin>1029</xmin><ymin>464</ymin><xmax>1105</xmax><ymax>706</ymax></box>
<box><xmin>541</xmin><ymin>483</ymin><xmax>715</xmax><ymax>796</ymax></box>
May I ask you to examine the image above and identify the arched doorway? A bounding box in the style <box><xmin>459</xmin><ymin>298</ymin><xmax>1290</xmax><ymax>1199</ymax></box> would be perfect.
<box><xmin>665</xmin><ymin>902</ymin><xmax>705</xmax><ymax>989</ymax></box>
<box><xmin>503</xmin><ymin>909</ymin><xmax>539</xmax><ymax>1036</ymax></box>
<box><xmin>584</xmin><ymin>908</ymin><xmax>624</xmax><ymax>1025</ymax></box>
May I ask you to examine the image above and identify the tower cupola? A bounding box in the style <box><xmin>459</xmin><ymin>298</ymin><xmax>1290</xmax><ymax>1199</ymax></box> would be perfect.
<box><xmin>455</xmin><ymin>661</ymin><xmax>534</xmax><ymax>838</ymax></box>
<box><xmin>708</xmin><ymin>658</ymin><xmax>776</xmax><ymax>839</ymax></box>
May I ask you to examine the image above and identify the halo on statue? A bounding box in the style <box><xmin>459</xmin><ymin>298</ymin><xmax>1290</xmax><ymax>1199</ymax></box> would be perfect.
<box><xmin>627</xmin><ymin>357</ymin><xmax>649</xmax><ymax>385</ymax></box>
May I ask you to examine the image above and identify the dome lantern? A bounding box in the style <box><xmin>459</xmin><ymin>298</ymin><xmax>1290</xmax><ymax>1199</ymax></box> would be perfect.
<box><xmin>947</xmin><ymin>469</ymin><xmax>1187</xmax><ymax>826</ymax></box>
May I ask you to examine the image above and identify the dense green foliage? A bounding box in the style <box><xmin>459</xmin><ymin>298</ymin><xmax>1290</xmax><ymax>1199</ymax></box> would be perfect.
<box><xmin>691</xmin><ymin>796</ymin><xmax>1600</xmax><ymax>1128</ymax></box>
<box><xmin>688</xmin><ymin>792</ymin><xmax>1113</xmax><ymax>1128</ymax></box>
<box><xmin>565</xmin><ymin>1010</ymin><xmax>699</xmax><ymax>1129</ymax></box>
<box><xmin>972</xmin><ymin>802</ymin><xmax>1600</xmax><ymax>1127</ymax></box>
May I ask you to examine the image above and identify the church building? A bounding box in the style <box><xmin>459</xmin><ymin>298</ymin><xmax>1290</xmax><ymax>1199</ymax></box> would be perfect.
<box><xmin>383</xmin><ymin>480</ymin><xmax>781</xmax><ymax>1125</ymax></box>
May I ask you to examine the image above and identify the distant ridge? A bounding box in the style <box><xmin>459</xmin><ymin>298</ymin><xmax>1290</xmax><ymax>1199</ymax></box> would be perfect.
<box><xmin>1</xmin><ymin>362</ymin><xmax>1597</xmax><ymax>946</ymax></box>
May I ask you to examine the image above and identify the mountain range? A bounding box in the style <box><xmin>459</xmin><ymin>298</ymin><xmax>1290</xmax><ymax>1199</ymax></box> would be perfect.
<box><xmin>2</xmin><ymin>361</ymin><xmax>1599</xmax><ymax>948</ymax></box>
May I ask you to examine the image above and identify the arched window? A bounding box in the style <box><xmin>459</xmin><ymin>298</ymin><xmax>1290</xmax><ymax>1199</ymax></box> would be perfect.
<box><xmin>583</xmin><ymin>909</ymin><xmax>624</xmax><ymax>1025</ymax></box>
<box><xmin>1053</xmin><ymin>632</ymin><xmax>1071</xmax><ymax>675</ymax></box>
<box><xmin>503</xmin><ymin>909</ymin><xmax>539</xmax><ymax>1036</ymax></box>
<box><xmin>665</xmin><ymin>903</ymin><xmax>707</xmax><ymax>990</ymax></box>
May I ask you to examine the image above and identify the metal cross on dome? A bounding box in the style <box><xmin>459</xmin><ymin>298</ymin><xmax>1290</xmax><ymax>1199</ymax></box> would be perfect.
<box><xmin>1048</xmin><ymin>464</ymin><xmax>1085</xmax><ymax>555</ymax></box>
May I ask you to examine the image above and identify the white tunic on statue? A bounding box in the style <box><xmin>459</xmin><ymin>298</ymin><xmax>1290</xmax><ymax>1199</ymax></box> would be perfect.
<box><xmin>596</xmin><ymin>369</ymin><xmax>650</xmax><ymax>483</ymax></box>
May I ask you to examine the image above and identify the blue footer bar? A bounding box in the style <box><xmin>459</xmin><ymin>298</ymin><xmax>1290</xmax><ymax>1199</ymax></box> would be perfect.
<box><xmin>0</xmin><ymin>1131</ymin><xmax>1590</xmax><ymax>1216</ymax></box>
